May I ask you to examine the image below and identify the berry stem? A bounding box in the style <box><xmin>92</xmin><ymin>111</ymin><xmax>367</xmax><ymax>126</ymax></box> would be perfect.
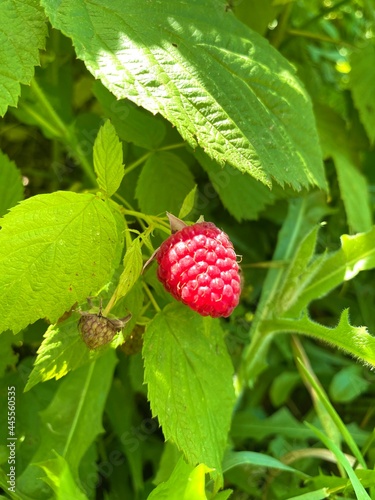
<box><xmin>142</xmin><ymin>283</ymin><xmax>161</xmax><ymax>313</ymax></box>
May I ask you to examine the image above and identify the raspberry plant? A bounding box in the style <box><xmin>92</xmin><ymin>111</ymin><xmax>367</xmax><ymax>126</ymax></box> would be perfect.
<box><xmin>1</xmin><ymin>1</ymin><xmax>375</xmax><ymax>499</ymax></box>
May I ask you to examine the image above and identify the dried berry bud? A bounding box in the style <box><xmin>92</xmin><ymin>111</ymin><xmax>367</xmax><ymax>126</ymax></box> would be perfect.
<box><xmin>78</xmin><ymin>299</ymin><xmax>132</xmax><ymax>350</ymax></box>
<box><xmin>79</xmin><ymin>313</ymin><xmax>120</xmax><ymax>350</ymax></box>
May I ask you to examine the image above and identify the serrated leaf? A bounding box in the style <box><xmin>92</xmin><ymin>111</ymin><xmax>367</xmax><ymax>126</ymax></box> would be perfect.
<box><xmin>196</xmin><ymin>149</ymin><xmax>277</xmax><ymax>221</ymax></box>
<box><xmin>178</xmin><ymin>185</ymin><xmax>197</xmax><ymax>220</ymax></box>
<box><xmin>0</xmin><ymin>0</ymin><xmax>47</xmax><ymax>116</ymax></box>
<box><xmin>143</xmin><ymin>303</ymin><xmax>235</xmax><ymax>473</ymax></box>
<box><xmin>350</xmin><ymin>44</ymin><xmax>375</xmax><ymax>145</ymax></box>
<box><xmin>0</xmin><ymin>191</ymin><xmax>121</xmax><ymax>334</ymax></box>
<box><xmin>93</xmin><ymin>81</ymin><xmax>166</xmax><ymax>149</ymax></box>
<box><xmin>112</xmin><ymin>238</ymin><xmax>143</xmax><ymax>305</ymax></box>
<box><xmin>0</xmin><ymin>151</ymin><xmax>24</xmax><ymax>217</ymax></box>
<box><xmin>37</xmin><ymin>453</ymin><xmax>88</xmax><ymax>500</ymax></box>
<box><xmin>264</xmin><ymin>310</ymin><xmax>375</xmax><ymax>369</ymax></box>
<box><xmin>290</xmin><ymin>226</ymin><xmax>375</xmax><ymax>315</ymax></box>
<box><xmin>136</xmin><ymin>152</ymin><xmax>195</xmax><ymax>215</ymax></box>
<box><xmin>93</xmin><ymin>120</ymin><xmax>124</xmax><ymax>197</ymax></box>
<box><xmin>0</xmin><ymin>331</ymin><xmax>20</xmax><ymax>378</ymax></box>
<box><xmin>17</xmin><ymin>351</ymin><xmax>117</xmax><ymax>498</ymax></box>
<box><xmin>41</xmin><ymin>0</ymin><xmax>326</xmax><ymax>190</ymax></box>
<box><xmin>148</xmin><ymin>457</ymin><xmax>210</xmax><ymax>500</ymax></box>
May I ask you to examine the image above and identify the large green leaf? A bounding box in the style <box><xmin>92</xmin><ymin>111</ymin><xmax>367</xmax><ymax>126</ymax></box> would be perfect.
<box><xmin>350</xmin><ymin>44</ymin><xmax>375</xmax><ymax>145</ymax></box>
<box><xmin>0</xmin><ymin>191</ymin><xmax>121</xmax><ymax>334</ymax></box>
<box><xmin>0</xmin><ymin>0</ymin><xmax>47</xmax><ymax>116</ymax></box>
<box><xmin>143</xmin><ymin>303</ymin><xmax>235</xmax><ymax>473</ymax></box>
<box><xmin>17</xmin><ymin>351</ymin><xmax>117</xmax><ymax>499</ymax></box>
<box><xmin>41</xmin><ymin>0</ymin><xmax>326</xmax><ymax>190</ymax></box>
<box><xmin>0</xmin><ymin>151</ymin><xmax>24</xmax><ymax>217</ymax></box>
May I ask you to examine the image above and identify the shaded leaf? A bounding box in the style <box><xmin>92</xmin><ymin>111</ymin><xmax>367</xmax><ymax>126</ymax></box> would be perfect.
<box><xmin>0</xmin><ymin>151</ymin><xmax>24</xmax><ymax>217</ymax></box>
<box><xmin>350</xmin><ymin>44</ymin><xmax>375</xmax><ymax>145</ymax></box>
<box><xmin>136</xmin><ymin>152</ymin><xmax>195</xmax><ymax>215</ymax></box>
<box><xmin>93</xmin><ymin>81</ymin><xmax>166</xmax><ymax>149</ymax></box>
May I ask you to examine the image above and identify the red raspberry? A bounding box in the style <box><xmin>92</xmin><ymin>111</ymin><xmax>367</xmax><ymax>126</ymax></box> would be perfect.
<box><xmin>156</xmin><ymin>222</ymin><xmax>241</xmax><ymax>317</ymax></box>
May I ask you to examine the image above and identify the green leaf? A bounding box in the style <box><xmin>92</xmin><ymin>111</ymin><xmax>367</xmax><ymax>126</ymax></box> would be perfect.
<box><xmin>0</xmin><ymin>191</ymin><xmax>121</xmax><ymax>334</ymax></box>
<box><xmin>334</xmin><ymin>153</ymin><xmax>372</xmax><ymax>233</ymax></box>
<box><xmin>148</xmin><ymin>457</ymin><xmax>210</xmax><ymax>500</ymax></box>
<box><xmin>231</xmin><ymin>407</ymin><xmax>315</xmax><ymax>441</ymax></box>
<box><xmin>17</xmin><ymin>351</ymin><xmax>117</xmax><ymax>498</ymax></box>
<box><xmin>41</xmin><ymin>0</ymin><xmax>326</xmax><ymax>190</ymax></box>
<box><xmin>112</xmin><ymin>238</ymin><xmax>143</xmax><ymax>306</ymax></box>
<box><xmin>350</xmin><ymin>44</ymin><xmax>375</xmax><ymax>145</ymax></box>
<box><xmin>269</xmin><ymin>371</ymin><xmax>300</xmax><ymax>407</ymax></box>
<box><xmin>0</xmin><ymin>151</ymin><xmax>24</xmax><ymax>217</ymax></box>
<box><xmin>143</xmin><ymin>303</ymin><xmax>235</xmax><ymax>473</ymax></box>
<box><xmin>0</xmin><ymin>0</ymin><xmax>47</xmax><ymax>116</ymax></box>
<box><xmin>222</xmin><ymin>450</ymin><xmax>306</xmax><ymax>477</ymax></box>
<box><xmin>37</xmin><ymin>453</ymin><xmax>88</xmax><ymax>500</ymax></box>
<box><xmin>196</xmin><ymin>150</ymin><xmax>277</xmax><ymax>221</ymax></box>
<box><xmin>287</xmin><ymin>488</ymin><xmax>329</xmax><ymax>500</ymax></box>
<box><xmin>290</xmin><ymin>226</ymin><xmax>375</xmax><ymax>315</ymax></box>
<box><xmin>329</xmin><ymin>365</ymin><xmax>370</xmax><ymax>404</ymax></box>
<box><xmin>316</xmin><ymin>105</ymin><xmax>372</xmax><ymax>233</ymax></box>
<box><xmin>0</xmin><ymin>331</ymin><xmax>20</xmax><ymax>378</ymax></box>
<box><xmin>93</xmin><ymin>120</ymin><xmax>124</xmax><ymax>197</ymax></box>
<box><xmin>273</xmin><ymin>226</ymin><xmax>320</xmax><ymax>316</ymax></box>
<box><xmin>93</xmin><ymin>81</ymin><xmax>166</xmax><ymax>150</ymax></box>
<box><xmin>136</xmin><ymin>152</ymin><xmax>195</xmax><ymax>215</ymax></box>
<box><xmin>178</xmin><ymin>185</ymin><xmax>197</xmax><ymax>220</ymax></box>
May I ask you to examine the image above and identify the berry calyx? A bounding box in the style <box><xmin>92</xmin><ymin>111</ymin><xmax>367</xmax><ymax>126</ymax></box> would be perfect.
<box><xmin>156</xmin><ymin>220</ymin><xmax>241</xmax><ymax>318</ymax></box>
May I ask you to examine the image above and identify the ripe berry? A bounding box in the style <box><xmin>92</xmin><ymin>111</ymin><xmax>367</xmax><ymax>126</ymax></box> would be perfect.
<box><xmin>156</xmin><ymin>221</ymin><xmax>241</xmax><ymax>317</ymax></box>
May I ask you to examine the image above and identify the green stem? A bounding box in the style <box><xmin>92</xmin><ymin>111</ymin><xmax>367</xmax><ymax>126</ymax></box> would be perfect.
<box><xmin>123</xmin><ymin>151</ymin><xmax>153</xmax><ymax>176</ymax></box>
<box><xmin>286</xmin><ymin>29</ymin><xmax>355</xmax><ymax>49</ymax></box>
<box><xmin>142</xmin><ymin>283</ymin><xmax>161</xmax><ymax>313</ymax></box>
